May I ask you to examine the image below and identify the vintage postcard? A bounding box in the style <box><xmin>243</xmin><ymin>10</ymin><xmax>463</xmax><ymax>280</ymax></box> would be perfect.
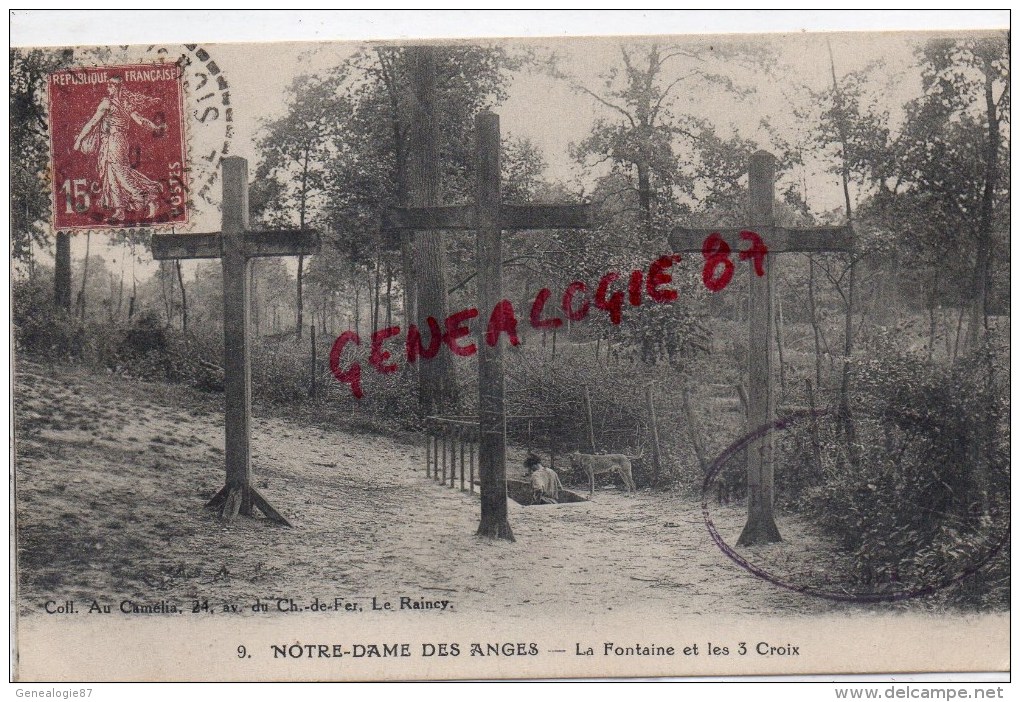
<box><xmin>10</xmin><ymin>13</ymin><xmax>1010</xmax><ymax>683</ymax></box>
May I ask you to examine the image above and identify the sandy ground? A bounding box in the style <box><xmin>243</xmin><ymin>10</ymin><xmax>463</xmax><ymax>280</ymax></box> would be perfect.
<box><xmin>13</xmin><ymin>360</ymin><xmax>912</xmax><ymax>621</ymax></box>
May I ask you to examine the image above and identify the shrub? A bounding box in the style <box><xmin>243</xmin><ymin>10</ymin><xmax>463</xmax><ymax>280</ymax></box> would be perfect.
<box><xmin>780</xmin><ymin>332</ymin><xmax>1010</xmax><ymax>607</ymax></box>
<box><xmin>12</xmin><ymin>277</ymin><xmax>82</xmax><ymax>361</ymax></box>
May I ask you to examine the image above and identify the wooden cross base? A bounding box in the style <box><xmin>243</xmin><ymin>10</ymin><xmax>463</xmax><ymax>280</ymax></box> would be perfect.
<box><xmin>740</xmin><ymin>493</ymin><xmax>782</xmax><ymax>544</ymax></box>
<box><xmin>206</xmin><ymin>483</ymin><xmax>292</xmax><ymax>526</ymax></box>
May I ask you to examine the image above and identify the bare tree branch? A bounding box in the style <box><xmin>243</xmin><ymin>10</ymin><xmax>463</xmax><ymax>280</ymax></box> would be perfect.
<box><xmin>574</xmin><ymin>83</ymin><xmax>636</xmax><ymax>127</ymax></box>
<box><xmin>651</xmin><ymin>72</ymin><xmax>698</xmax><ymax>123</ymax></box>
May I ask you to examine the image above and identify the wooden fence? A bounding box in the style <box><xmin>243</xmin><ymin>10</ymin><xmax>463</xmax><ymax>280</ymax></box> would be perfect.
<box><xmin>424</xmin><ymin>416</ymin><xmax>480</xmax><ymax>493</ymax></box>
<box><xmin>422</xmin><ymin>414</ymin><xmax>560</xmax><ymax>494</ymax></box>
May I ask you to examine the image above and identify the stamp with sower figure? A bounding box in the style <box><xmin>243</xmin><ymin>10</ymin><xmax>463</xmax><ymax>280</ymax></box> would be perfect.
<box><xmin>48</xmin><ymin>63</ymin><xmax>188</xmax><ymax>231</ymax></box>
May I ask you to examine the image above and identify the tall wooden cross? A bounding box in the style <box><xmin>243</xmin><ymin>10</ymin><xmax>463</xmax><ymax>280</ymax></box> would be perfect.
<box><xmin>383</xmin><ymin>111</ymin><xmax>590</xmax><ymax>541</ymax></box>
<box><xmin>669</xmin><ymin>150</ymin><xmax>852</xmax><ymax>546</ymax></box>
<box><xmin>152</xmin><ymin>156</ymin><xmax>319</xmax><ymax>526</ymax></box>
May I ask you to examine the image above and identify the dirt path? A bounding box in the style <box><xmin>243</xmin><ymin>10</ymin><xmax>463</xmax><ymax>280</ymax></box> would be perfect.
<box><xmin>14</xmin><ymin>361</ymin><xmax>869</xmax><ymax>620</ymax></box>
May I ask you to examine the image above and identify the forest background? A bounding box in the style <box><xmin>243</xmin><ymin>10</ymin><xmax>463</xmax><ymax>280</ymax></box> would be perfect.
<box><xmin>10</xmin><ymin>19</ymin><xmax>1010</xmax><ymax>608</ymax></box>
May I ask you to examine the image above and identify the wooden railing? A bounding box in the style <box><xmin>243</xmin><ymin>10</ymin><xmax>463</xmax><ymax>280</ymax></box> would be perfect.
<box><xmin>423</xmin><ymin>414</ymin><xmax>562</xmax><ymax>496</ymax></box>
<box><xmin>424</xmin><ymin>416</ymin><xmax>480</xmax><ymax>493</ymax></box>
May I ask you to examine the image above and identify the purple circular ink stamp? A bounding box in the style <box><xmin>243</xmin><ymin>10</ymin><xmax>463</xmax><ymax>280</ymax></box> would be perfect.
<box><xmin>701</xmin><ymin>409</ymin><xmax>1009</xmax><ymax>603</ymax></box>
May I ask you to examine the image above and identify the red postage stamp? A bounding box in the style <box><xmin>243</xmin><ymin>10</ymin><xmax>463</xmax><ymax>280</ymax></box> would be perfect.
<box><xmin>47</xmin><ymin>63</ymin><xmax>188</xmax><ymax>231</ymax></box>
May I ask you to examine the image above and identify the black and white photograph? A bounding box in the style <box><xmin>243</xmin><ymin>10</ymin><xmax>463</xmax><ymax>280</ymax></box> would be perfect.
<box><xmin>9</xmin><ymin>11</ymin><xmax>1010</xmax><ymax>684</ymax></box>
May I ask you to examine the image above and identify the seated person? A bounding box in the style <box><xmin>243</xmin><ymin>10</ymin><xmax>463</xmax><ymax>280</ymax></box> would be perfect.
<box><xmin>525</xmin><ymin>453</ymin><xmax>563</xmax><ymax>504</ymax></box>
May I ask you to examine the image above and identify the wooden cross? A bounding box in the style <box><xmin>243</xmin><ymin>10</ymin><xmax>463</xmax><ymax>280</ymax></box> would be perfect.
<box><xmin>152</xmin><ymin>156</ymin><xmax>319</xmax><ymax>526</ymax></box>
<box><xmin>668</xmin><ymin>150</ymin><xmax>852</xmax><ymax>546</ymax></box>
<box><xmin>383</xmin><ymin>111</ymin><xmax>590</xmax><ymax>540</ymax></box>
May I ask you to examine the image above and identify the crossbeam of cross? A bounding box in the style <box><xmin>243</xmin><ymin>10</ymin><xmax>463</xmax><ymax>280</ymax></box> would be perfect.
<box><xmin>152</xmin><ymin>157</ymin><xmax>320</xmax><ymax>526</ymax></box>
<box><xmin>383</xmin><ymin>111</ymin><xmax>591</xmax><ymax>540</ymax></box>
<box><xmin>669</xmin><ymin>150</ymin><xmax>852</xmax><ymax>546</ymax></box>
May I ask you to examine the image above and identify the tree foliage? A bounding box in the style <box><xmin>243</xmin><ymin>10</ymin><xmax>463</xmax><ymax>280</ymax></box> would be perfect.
<box><xmin>557</xmin><ymin>41</ymin><xmax>774</xmax><ymax>239</ymax></box>
<box><xmin>10</xmin><ymin>48</ymin><xmax>72</xmax><ymax>263</ymax></box>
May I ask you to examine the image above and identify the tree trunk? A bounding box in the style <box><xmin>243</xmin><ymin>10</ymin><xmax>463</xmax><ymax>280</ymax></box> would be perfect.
<box><xmin>735</xmin><ymin>383</ymin><xmax>748</xmax><ymax>416</ymax></box>
<box><xmin>175</xmin><ymin>259</ymin><xmax>188</xmax><ymax>332</ymax></box>
<box><xmin>115</xmin><ymin>249</ymin><xmax>125</xmax><ymax>322</ymax></box>
<box><xmin>373</xmin><ymin>248</ymin><xmax>382</xmax><ymax>333</ymax></box>
<box><xmin>378</xmin><ymin>47</ymin><xmax>416</xmax><ymax>339</ymax></box>
<box><xmin>296</xmin><ymin>255</ymin><xmax>305</xmax><ymax>340</ymax></box>
<box><xmin>385</xmin><ymin>261</ymin><xmax>393</xmax><ymax>329</ymax></box>
<box><xmin>808</xmin><ymin>257</ymin><xmax>823</xmax><ymax>389</ymax></box>
<box><xmin>927</xmin><ymin>266</ymin><xmax>941</xmax><ymax>366</ymax></box>
<box><xmin>838</xmin><ymin>256</ymin><xmax>859</xmax><ymax>467</ymax></box>
<box><xmin>105</xmin><ymin>272</ymin><xmax>115</xmax><ymax>323</ymax></box>
<box><xmin>400</xmin><ymin>236</ymin><xmax>416</xmax><ymax>331</ymax></box>
<box><xmin>407</xmin><ymin>45</ymin><xmax>456</xmax><ymax>415</ymax></box>
<box><xmin>805</xmin><ymin>379</ymin><xmax>824</xmax><ymax>482</ymax></box>
<box><xmin>159</xmin><ymin>261</ymin><xmax>174</xmax><ymax>326</ymax></box>
<box><xmin>27</xmin><ymin>236</ymin><xmax>35</xmax><ymax>282</ymax></box>
<box><xmin>646</xmin><ymin>383</ymin><xmax>663</xmax><ymax>484</ymax></box>
<box><xmin>296</xmin><ymin>146</ymin><xmax>310</xmax><ymax>340</ymax></box>
<box><xmin>128</xmin><ymin>266</ymin><xmax>137</xmax><ymax>321</ymax></box>
<box><xmin>333</xmin><ymin>291</ymin><xmax>340</xmax><ymax>334</ymax></box>
<box><xmin>54</xmin><ymin>231</ymin><xmax>72</xmax><ymax>311</ymax></box>
<box><xmin>636</xmin><ymin>160</ymin><xmax>652</xmax><ymax>237</ymax></box>
<box><xmin>776</xmin><ymin>293</ymin><xmax>787</xmax><ymax>400</ymax></box>
<box><xmin>967</xmin><ymin>53</ymin><xmax>1001</xmax><ymax>348</ymax></box>
<box><xmin>969</xmin><ymin>51</ymin><xmax>1001</xmax><ymax>518</ymax></box>
<box><xmin>366</xmin><ymin>269</ymin><xmax>376</xmax><ymax>334</ymax></box>
<box><xmin>76</xmin><ymin>232</ymin><xmax>92</xmax><ymax>321</ymax></box>
<box><xmin>681</xmin><ymin>383</ymin><xmax>709</xmax><ymax>475</ymax></box>
<box><xmin>352</xmin><ymin>282</ymin><xmax>361</xmax><ymax>338</ymax></box>
<box><xmin>829</xmin><ymin>40</ymin><xmax>859</xmax><ymax>470</ymax></box>
<box><xmin>951</xmin><ymin>306</ymin><xmax>966</xmax><ymax>363</ymax></box>
<box><xmin>309</xmin><ymin>323</ymin><xmax>317</xmax><ymax>398</ymax></box>
<box><xmin>582</xmin><ymin>384</ymin><xmax>597</xmax><ymax>453</ymax></box>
